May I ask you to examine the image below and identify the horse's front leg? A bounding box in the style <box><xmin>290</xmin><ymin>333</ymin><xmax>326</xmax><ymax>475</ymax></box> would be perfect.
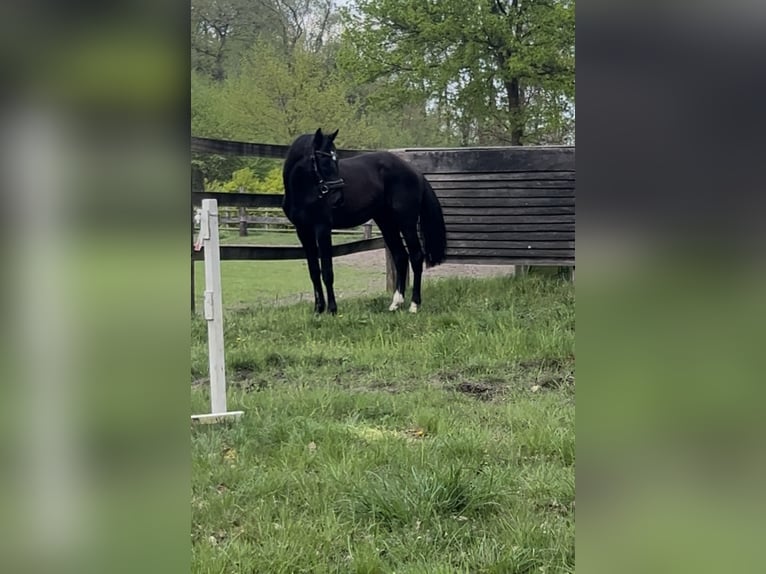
<box><xmin>296</xmin><ymin>225</ymin><xmax>325</xmax><ymax>313</ymax></box>
<box><xmin>316</xmin><ymin>225</ymin><xmax>337</xmax><ymax>315</ymax></box>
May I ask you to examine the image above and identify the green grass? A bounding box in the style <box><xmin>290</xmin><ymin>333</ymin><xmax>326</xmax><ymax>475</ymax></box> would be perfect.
<box><xmin>195</xmin><ymin>229</ymin><xmax>384</xmax><ymax>308</ymax></box>
<box><xmin>192</xmin><ymin>275</ymin><xmax>574</xmax><ymax>573</ymax></box>
<box><xmin>193</xmin><ymin>258</ymin><xmax>385</xmax><ymax>309</ymax></box>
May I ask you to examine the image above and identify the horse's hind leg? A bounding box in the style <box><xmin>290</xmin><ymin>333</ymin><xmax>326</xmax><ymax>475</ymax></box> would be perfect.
<box><xmin>377</xmin><ymin>219</ymin><xmax>408</xmax><ymax>311</ymax></box>
<box><xmin>401</xmin><ymin>225</ymin><xmax>424</xmax><ymax>313</ymax></box>
<box><xmin>296</xmin><ymin>224</ymin><xmax>325</xmax><ymax>313</ymax></box>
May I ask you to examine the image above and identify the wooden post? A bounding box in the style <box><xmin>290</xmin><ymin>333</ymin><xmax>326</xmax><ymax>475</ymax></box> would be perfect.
<box><xmin>190</xmin><ymin>164</ymin><xmax>204</xmax><ymax>315</ymax></box>
<box><xmin>238</xmin><ymin>206</ymin><xmax>248</xmax><ymax>237</ymax></box>
<box><xmin>192</xmin><ymin>199</ymin><xmax>243</xmax><ymax>424</ymax></box>
<box><xmin>385</xmin><ymin>248</ymin><xmax>395</xmax><ymax>292</ymax></box>
<box><xmin>557</xmin><ymin>266</ymin><xmax>574</xmax><ymax>281</ymax></box>
<box><xmin>385</xmin><ymin>247</ymin><xmax>409</xmax><ymax>293</ymax></box>
<box><xmin>191</xmin><ymin>209</ymin><xmax>195</xmax><ymax>314</ymax></box>
<box><xmin>191</xmin><ymin>260</ymin><xmax>196</xmax><ymax>313</ymax></box>
<box><xmin>363</xmin><ymin>221</ymin><xmax>372</xmax><ymax>240</ymax></box>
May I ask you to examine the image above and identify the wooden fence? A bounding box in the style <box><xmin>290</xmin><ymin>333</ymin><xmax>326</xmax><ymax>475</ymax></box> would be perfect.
<box><xmin>392</xmin><ymin>146</ymin><xmax>574</xmax><ymax>266</ymax></box>
<box><xmin>191</xmin><ymin>189</ymin><xmax>384</xmax><ymax>262</ymax></box>
<box><xmin>191</xmin><ymin>136</ymin><xmax>574</xmax><ymax>308</ymax></box>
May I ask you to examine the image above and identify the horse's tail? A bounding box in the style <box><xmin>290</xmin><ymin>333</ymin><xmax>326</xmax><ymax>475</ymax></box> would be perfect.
<box><xmin>420</xmin><ymin>177</ymin><xmax>447</xmax><ymax>267</ymax></box>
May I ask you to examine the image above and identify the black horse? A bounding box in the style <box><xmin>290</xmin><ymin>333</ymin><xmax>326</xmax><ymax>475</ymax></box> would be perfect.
<box><xmin>282</xmin><ymin>128</ymin><xmax>447</xmax><ymax>315</ymax></box>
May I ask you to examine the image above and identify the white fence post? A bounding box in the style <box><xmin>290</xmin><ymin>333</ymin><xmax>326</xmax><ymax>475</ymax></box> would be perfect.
<box><xmin>192</xmin><ymin>199</ymin><xmax>243</xmax><ymax>423</ymax></box>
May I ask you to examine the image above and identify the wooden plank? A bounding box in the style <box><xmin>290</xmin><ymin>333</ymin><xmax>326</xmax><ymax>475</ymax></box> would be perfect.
<box><xmin>192</xmin><ymin>188</ymin><xmax>576</xmax><ymax>207</ymax></box>
<box><xmin>191</xmin><ymin>412</ymin><xmax>244</xmax><ymax>424</ymax></box>
<box><xmin>436</xmin><ymin>189</ymin><xmax>576</xmax><ymax>203</ymax></box>
<box><xmin>427</xmin><ymin>171</ymin><xmax>575</xmax><ymax>182</ymax></box>
<box><xmin>191</xmin><ymin>136</ymin><xmax>369</xmax><ymax>159</ymax></box>
<box><xmin>446</xmin><ymin>248</ymin><xmax>574</xmax><ymax>258</ymax></box>
<box><xmin>447</xmin><ymin>240</ymin><xmax>574</xmax><ymax>249</ymax></box>
<box><xmin>192</xmin><ymin>237</ymin><xmax>386</xmax><ymax>262</ymax></box>
<box><xmin>429</xmin><ymin>176</ymin><xmax>574</xmax><ymax>186</ymax></box>
<box><xmin>193</xmin><ymin>191</ymin><xmax>284</xmax><ymax>208</ymax></box>
<box><xmin>431</xmin><ymin>181</ymin><xmax>575</xmax><ymax>191</ymax></box>
<box><xmin>394</xmin><ymin>147</ymin><xmax>574</xmax><ymax>174</ymax></box>
<box><xmin>443</xmin><ymin>206</ymin><xmax>575</xmax><ymax>216</ymax></box>
<box><xmin>445</xmin><ymin>257</ymin><xmax>574</xmax><ymax>266</ymax></box>
<box><xmin>443</xmin><ymin>215</ymin><xmax>574</xmax><ymax>225</ymax></box>
<box><xmin>447</xmin><ymin>225</ymin><xmax>575</xmax><ymax>237</ymax></box>
<box><xmin>220</xmin><ymin>216</ymin><xmax>291</xmax><ymax>225</ymax></box>
<box><xmin>447</xmin><ymin>231</ymin><xmax>574</xmax><ymax>241</ymax></box>
<box><xmin>219</xmin><ymin>218</ymin><xmax>374</xmax><ymax>238</ymax></box>
<box><xmin>439</xmin><ymin>197</ymin><xmax>574</xmax><ymax>208</ymax></box>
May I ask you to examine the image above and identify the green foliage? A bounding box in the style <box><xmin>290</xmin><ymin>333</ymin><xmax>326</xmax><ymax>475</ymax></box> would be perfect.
<box><xmin>221</xmin><ymin>40</ymin><xmax>379</xmax><ymax>146</ymax></box>
<box><xmin>207</xmin><ymin>165</ymin><xmax>284</xmax><ymax>194</ymax></box>
<box><xmin>258</xmin><ymin>166</ymin><xmax>284</xmax><ymax>194</ymax></box>
<box><xmin>190</xmin><ymin>0</ymin><xmax>576</xmax><ymax>182</ymax></box>
<box><xmin>340</xmin><ymin>0</ymin><xmax>575</xmax><ymax>145</ymax></box>
<box><xmin>209</xmin><ymin>167</ymin><xmax>260</xmax><ymax>193</ymax></box>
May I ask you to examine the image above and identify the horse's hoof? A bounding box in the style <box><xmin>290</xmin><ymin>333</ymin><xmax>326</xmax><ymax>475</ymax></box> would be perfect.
<box><xmin>389</xmin><ymin>290</ymin><xmax>404</xmax><ymax>311</ymax></box>
<box><xmin>409</xmin><ymin>302</ymin><xmax>419</xmax><ymax>313</ymax></box>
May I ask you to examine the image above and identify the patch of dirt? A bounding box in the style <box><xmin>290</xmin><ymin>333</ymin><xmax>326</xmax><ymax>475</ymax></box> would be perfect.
<box><xmin>337</xmin><ymin>248</ymin><xmax>517</xmax><ymax>279</ymax></box>
<box><xmin>538</xmin><ymin>499</ymin><xmax>574</xmax><ymax>516</ymax></box>
<box><xmin>519</xmin><ymin>356</ymin><xmax>574</xmax><ymax>371</ymax></box>
<box><xmin>365</xmin><ymin>379</ymin><xmax>402</xmax><ymax>393</ymax></box>
<box><xmin>455</xmin><ymin>381</ymin><xmax>500</xmax><ymax>401</ymax></box>
<box><xmin>405</xmin><ymin>427</ymin><xmax>428</xmax><ymax>439</ymax></box>
<box><xmin>518</xmin><ymin>356</ymin><xmax>575</xmax><ymax>391</ymax></box>
<box><xmin>227</xmin><ymin>368</ymin><xmax>288</xmax><ymax>392</ymax></box>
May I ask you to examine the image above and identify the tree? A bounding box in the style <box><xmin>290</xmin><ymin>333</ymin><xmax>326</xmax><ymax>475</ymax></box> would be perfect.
<box><xmin>192</xmin><ymin>0</ymin><xmax>283</xmax><ymax>81</ymax></box>
<box><xmin>340</xmin><ymin>0</ymin><xmax>575</xmax><ymax>145</ymax></box>
<box><xmin>258</xmin><ymin>0</ymin><xmax>342</xmax><ymax>56</ymax></box>
<box><xmin>220</xmin><ymin>40</ymin><xmax>379</xmax><ymax>146</ymax></box>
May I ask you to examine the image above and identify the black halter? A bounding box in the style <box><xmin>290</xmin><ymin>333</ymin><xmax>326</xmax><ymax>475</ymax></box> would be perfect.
<box><xmin>311</xmin><ymin>150</ymin><xmax>345</xmax><ymax>198</ymax></box>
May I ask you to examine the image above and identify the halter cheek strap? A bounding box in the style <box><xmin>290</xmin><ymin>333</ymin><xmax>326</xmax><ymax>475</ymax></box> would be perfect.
<box><xmin>312</xmin><ymin>150</ymin><xmax>345</xmax><ymax>197</ymax></box>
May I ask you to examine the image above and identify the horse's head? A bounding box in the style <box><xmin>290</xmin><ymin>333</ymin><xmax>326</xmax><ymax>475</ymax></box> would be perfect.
<box><xmin>311</xmin><ymin>128</ymin><xmax>344</xmax><ymax>207</ymax></box>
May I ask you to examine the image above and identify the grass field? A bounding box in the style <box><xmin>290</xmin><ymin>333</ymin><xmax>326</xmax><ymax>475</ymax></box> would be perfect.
<box><xmin>194</xmin><ymin>228</ymin><xmax>384</xmax><ymax>308</ymax></box>
<box><xmin>191</xmin><ymin>269</ymin><xmax>575</xmax><ymax>573</ymax></box>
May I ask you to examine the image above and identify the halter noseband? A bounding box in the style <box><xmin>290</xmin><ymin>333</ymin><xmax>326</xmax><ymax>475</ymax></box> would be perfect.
<box><xmin>311</xmin><ymin>149</ymin><xmax>344</xmax><ymax>197</ymax></box>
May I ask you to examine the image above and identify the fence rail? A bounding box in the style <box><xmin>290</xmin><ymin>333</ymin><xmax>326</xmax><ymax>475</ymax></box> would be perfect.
<box><xmin>192</xmin><ymin>136</ymin><xmax>369</xmax><ymax>159</ymax></box>
<box><xmin>193</xmin><ymin>190</ymin><xmax>284</xmax><ymax>208</ymax></box>
<box><xmin>191</xmin><ymin>189</ymin><xmax>381</xmax><ymax>260</ymax></box>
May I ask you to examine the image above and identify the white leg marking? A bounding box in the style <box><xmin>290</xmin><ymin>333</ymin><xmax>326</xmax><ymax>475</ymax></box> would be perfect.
<box><xmin>389</xmin><ymin>290</ymin><xmax>404</xmax><ymax>311</ymax></box>
<box><xmin>409</xmin><ymin>302</ymin><xmax>418</xmax><ymax>313</ymax></box>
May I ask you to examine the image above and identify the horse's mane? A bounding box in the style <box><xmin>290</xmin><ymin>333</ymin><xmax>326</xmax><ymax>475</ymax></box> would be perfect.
<box><xmin>282</xmin><ymin>133</ymin><xmax>318</xmax><ymax>206</ymax></box>
<box><xmin>283</xmin><ymin>134</ymin><xmax>314</xmax><ymax>178</ymax></box>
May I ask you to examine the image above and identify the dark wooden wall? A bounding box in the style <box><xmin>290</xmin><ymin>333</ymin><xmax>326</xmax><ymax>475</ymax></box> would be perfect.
<box><xmin>393</xmin><ymin>146</ymin><xmax>575</xmax><ymax>266</ymax></box>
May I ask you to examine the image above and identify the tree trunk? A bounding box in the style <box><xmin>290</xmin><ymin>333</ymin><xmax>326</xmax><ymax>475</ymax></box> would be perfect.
<box><xmin>506</xmin><ymin>78</ymin><xmax>524</xmax><ymax>145</ymax></box>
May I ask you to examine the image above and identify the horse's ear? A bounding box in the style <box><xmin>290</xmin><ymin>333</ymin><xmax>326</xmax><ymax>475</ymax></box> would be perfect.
<box><xmin>328</xmin><ymin>129</ymin><xmax>339</xmax><ymax>142</ymax></box>
<box><xmin>313</xmin><ymin>128</ymin><xmax>323</xmax><ymax>147</ymax></box>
